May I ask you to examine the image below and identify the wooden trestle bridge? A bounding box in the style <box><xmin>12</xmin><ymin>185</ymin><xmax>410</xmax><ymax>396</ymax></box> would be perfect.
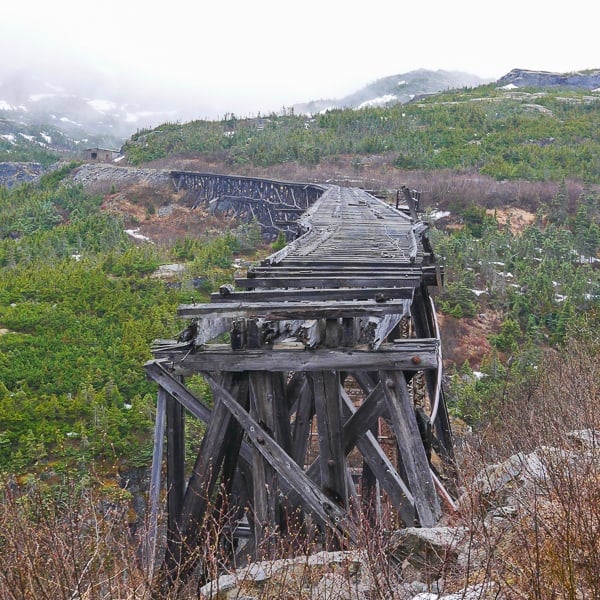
<box><xmin>145</xmin><ymin>172</ymin><xmax>455</xmax><ymax>590</ymax></box>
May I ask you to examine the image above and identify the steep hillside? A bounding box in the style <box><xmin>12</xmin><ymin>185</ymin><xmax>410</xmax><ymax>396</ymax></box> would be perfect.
<box><xmin>122</xmin><ymin>82</ymin><xmax>600</xmax><ymax>184</ymax></box>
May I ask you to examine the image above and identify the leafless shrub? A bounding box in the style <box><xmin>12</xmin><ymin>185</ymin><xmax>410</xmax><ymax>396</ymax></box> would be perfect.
<box><xmin>0</xmin><ymin>479</ymin><xmax>152</xmax><ymax>599</ymax></box>
<box><xmin>456</xmin><ymin>335</ymin><xmax>600</xmax><ymax>598</ymax></box>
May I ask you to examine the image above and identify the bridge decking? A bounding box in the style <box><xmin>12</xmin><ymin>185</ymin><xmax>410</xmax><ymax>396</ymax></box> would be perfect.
<box><xmin>145</xmin><ymin>174</ymin><xmax>454</xmax><ymax>592</ymax></box>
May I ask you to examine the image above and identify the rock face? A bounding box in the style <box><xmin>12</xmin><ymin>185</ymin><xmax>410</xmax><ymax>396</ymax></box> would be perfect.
<box><xmin>0</xmin><ymin>162</ymin><xmax>46</xmax><ymax>187</ymax></box>
<box><xmin>71</xmin><ymin>163</ymin><xmax>172</xmax><ymax>191</ymax></box>
<box><xmin>497</xmin><ymin>68</ymin><xmax>600</xmax><ymax>89</ymax></box>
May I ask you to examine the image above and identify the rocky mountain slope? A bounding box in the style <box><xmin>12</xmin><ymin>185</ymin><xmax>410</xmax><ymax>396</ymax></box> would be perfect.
<box><xmin>292</xmin><ymin>69</ymin><xmax>491</xmax><ymax>114</ymax></box>
<box><xmin>497</xmin><ymin>68</ymin><xmax>600</xmax><ymax>89</ymax></box>
<box><xmin>1</xmin><ymin>68</ymin><xmax>491</xmax><ymax>160</ymax></box>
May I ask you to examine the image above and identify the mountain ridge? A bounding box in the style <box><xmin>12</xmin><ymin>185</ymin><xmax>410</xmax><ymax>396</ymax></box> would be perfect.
<box><xmin>292</xmin><ymin>69</ymin><xmax>492</xmax><ymax>114</ymax></box>
<box><xmin>497</xmin><ymin>68</ymin><xmax>600</xmax><ymax>89</ymax></box>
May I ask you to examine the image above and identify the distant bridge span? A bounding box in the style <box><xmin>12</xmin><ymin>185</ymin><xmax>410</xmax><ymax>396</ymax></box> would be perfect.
<box><xmin>171</xmin><ymin>170</ymin><xmax>325</xmax><ymax>241</ymax></box>
<box><xmin>146</xmin><ymin>172</ymin><xmax>454</xmax><ymax>592</ymax></box>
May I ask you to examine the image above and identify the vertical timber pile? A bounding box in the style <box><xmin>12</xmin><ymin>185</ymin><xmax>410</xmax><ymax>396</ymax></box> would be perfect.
<box><xmin>146</xmin><ymin>179</ymin><xmax>455</xmax><ymax>592</ymax></box>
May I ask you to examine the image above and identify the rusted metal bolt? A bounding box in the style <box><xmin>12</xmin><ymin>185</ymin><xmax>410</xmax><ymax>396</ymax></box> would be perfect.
<box><xmin>386</xmin><ymin>378</ymin><xmax>395</xmax><ymax>389</ymax></box>
<box><xmin>411</xmin><ymin>355</ymin><xmax>421</xmax><ymax>365</ymax></box>
<box><xmin>327</xmin><ymin>459</ymin><xmax>335</xmax><ymax>467</ymax></box>
<box><xmin>256</xmin><ymin>435</ymin><xmax>265</xmax><ymax>444</ymax></box>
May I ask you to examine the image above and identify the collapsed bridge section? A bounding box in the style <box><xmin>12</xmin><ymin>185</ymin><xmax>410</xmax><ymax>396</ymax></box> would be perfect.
<box><xmin>145</xmin><ymin>177</ymin><xmax>454</xmax><ymax>589</ymax></box>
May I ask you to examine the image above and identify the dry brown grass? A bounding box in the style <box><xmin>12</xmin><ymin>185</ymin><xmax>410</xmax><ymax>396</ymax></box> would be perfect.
<box><xmin>143</xmin><ymin>153</ymin><xmax>591</xmax><ymax>215</ymax></box>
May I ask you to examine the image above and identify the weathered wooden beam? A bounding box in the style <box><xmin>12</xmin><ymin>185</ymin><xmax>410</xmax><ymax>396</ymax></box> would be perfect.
<box><xmin>200</xmin><ymin>372</ymin><xmax>358</xmax><ymax>543</ymax></box>
<box><xmin>145</xmin><ymin>386</ymin><xmax>167</xmax><ymax>577</ymax></box>
<box><xmin>297</xmin><ymin>319</ymin><xmax>324</xmax><ymax>349</ymax></box>
<box><xmin>160</xmin><ymin>374</ymin><xmax>248</xmax><ymax>587</ymax></box>
<box><xmin>341</xmin><ymin>379</ymin><xmax>387</xmax><ymax>447</ymax></box>
<box><xmin>146</xmin><ymin>362</ymin><xmax>319</xmax><ymax>540</ymax></box>
<box><xmin>144</xmin><ymin>360</ymin><xmax>252</xmax><ymax>466</ymax></box>
<box><xmin>178</xmin><ymin>299</ymin><xmax>412</xmax><ymax>320</ymax></box>
<box><xmin>209</xmin><ymin>287</ymin><xmax>415</xmax><ymax>304</ymax></box>
<box><xmin>371</xmin><ymin>313</ymin><xmax>408</xmax><ymax>350</ymax></box>
<box><xmin>249</xmin><ymin>372</ymin><xmax>278</xmax><ymax>550</ymax></box>
<box><xmin>155</xmin><ymin>340</ymin><xmax>439</xmax><ymax>375</ymax></box>
<box><xmin>249</xmin><ymin>265</ymin><xmax>418</xmax><ymax>274</ymax></box>
<box><xmin>339</xmin><ymin>388</ymin><xmax>416</xmax><ymax>525</ymax></box>
<box><xmin>289</xmin><ymin>374</ymin><xmax>314</xmax><ymax>465</ymax></box>
<box><xmin>178</xmin><ymin>374</ymin><xmax>247</xmax><ymax>534</ymax></box>
<box><xmin>145</xmin><ymin>360</ymin><xmax>211</xmax><ymax>421</ymax></box>
<box><xmin>194</xmin><ymin>317</ymin><xmax>231</xmax><ymax>345</ymax></box>
<box><xmin>165</xmin><ymin>388</ymin><xmax>185</xmax><ymax>561</ymax></box>
<box><xmin>312</xmin><ymin>371</ymin><xmax>347</xmax><ymax>508</ymax></box>
<box><xmin>360</xmin><ymin>423</ymin><xmax>379</xmax><ymax>525</ymax></box>
<box><xmin>301</xmin><ymin>378</ymin><xmax>416</xmax><ymax>524</ymax></box>
<box><xmin>235</xmin><ymin>275</ymin><xmax>422</xmax><ymax>289</ymax></box>
<box><xmin>340</xmin><ymin>317</ymin><xmax>356</xmax><ymax>347</ymax></box>
<box><xmin>268</xmin><ymin>259</ymin><xmax>421</xmax><ymax>267</ymax></box>
<box><xmin>379</xmin><ymin>369</ymin><xmax>441</xmax><ymax>526</ymax></box>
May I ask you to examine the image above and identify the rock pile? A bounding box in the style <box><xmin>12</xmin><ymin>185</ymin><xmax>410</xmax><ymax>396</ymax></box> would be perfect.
<box><xmin>71</xmin><ymin>163</ymin><xmax>171</xmax><ymax>191</ymax></box>
<box><xmin>195</xmin><ymin>429</ymin><xmax>599</xmax><ymax>599</ymax></box>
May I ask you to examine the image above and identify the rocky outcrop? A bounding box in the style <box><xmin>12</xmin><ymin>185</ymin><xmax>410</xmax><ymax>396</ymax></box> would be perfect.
<box><xmin>71</xmin><ymin>163</ymin><xmax>172</xmax><ymax>191</ymax></box>
<box><xmin>497</xmin><ymin>68</ymin><xmax>600</xmax><ymax>89</ymax></box>
<box><xmin>0</xmin><ymin>162</ymin><xmax>169</xmax><ymax>191</ymax></box>
<box><xmin>197</xmin><ymin>529</ymin><xmax>471</xmax><ymax>599</ymax></box>
<box><xmin>0</xmin><ymin>161</ymin><xmax>46</xmax><ymax>187</ymax></box>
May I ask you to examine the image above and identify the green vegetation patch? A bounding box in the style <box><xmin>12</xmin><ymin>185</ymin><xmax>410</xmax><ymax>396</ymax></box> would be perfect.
<box><xmin>124</xmin><ymin>87</ymin><xmax>600</xmax><ymax>182</ymax></box>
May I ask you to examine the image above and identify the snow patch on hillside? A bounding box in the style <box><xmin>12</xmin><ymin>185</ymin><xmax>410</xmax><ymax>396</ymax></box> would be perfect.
<box><xmin>358</xmin><ymin>94</ymin><xmax>397</xmax><ymax>109</ymax></box>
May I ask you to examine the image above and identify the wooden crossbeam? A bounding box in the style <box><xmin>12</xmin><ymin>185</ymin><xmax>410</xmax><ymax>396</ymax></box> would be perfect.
<box><xmin>235</xmin><ymin>275</ymin><xmax>422</xmax><ymax>289</ymax></box>
<box><xmin>248</xmin><ymin>267</ymin><xmax>425</xmax><ymax>276</ymax></box>
<box><xmin>145</xmin><ymin>360</ymin><xmax>265</xmax><ymax>469</ymax></box>
<box><xmin>379</xmin><ymin>369</ymin><xmax>441</xmax><ymax>526</ymax></box>
<box><xmin>201</xmin><ymin>372</ymin><xmax>358</xmax><ymax>543</ymax></box>
<box><xmin>210</xmin><ymin>287</ymin><xmax>416</xmax><ymax>303</ymax></box>
<box><xmin>302</xmin><ymin>380</ymin><xmax>417</xmax><ymax>525</ymax></box>
<box><xmin>339</xmin><ymin>388</ymin><xmax>416</xmax><ymax>524</ymax></box>
<box><xmin>178</xmin><ymin>299</ymin><xmax>411</xmax><ymax>320</ymax></box>
<box><xmin>155</xmin><ymin>340</ymin><xmax>439</xmax><ymax>375</ymax></box>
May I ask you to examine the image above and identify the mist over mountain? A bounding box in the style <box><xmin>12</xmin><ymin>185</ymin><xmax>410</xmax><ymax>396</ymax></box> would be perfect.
<box><xmin>0</xmin><ymin>67</ymin><xmax>492</xmax><ymax>159</ymax></box>
<box><xmin>0</xmin><ymin>66</ymin><xmax>188</xmax><ymax>149</ymax></box>
<box><xmin>292</xmin><ymin>69</ymin><xmax>493</xmax><ymax>114</ymax></box>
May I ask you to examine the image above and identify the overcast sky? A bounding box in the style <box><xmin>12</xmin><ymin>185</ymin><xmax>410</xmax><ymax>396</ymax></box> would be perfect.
<box><xmin>2</xmin><ymin>0</ymin><xmax>598</xmax><ymax>119</ymax></box>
